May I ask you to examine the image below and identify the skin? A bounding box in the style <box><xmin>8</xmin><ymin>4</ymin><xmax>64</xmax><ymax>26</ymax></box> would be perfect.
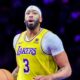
<box><xmin>24</xmin><ymin>9</ymin><xmax>42</xmax><ymax>40</ymax></box>
<box><xmin>34</xmin><ymin>51</ymin><xmax>72</xmax><ymax>80</ymax></box>
<box><xmin>12</xmin><ymin>8</ymin><xmax>72</xmax><ymax>80</ymax></box>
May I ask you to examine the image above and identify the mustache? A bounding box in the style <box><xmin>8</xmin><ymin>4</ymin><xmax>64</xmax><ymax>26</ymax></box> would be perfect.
<box><xmin>24</xmin><ymin>19</ymin><xmax>39</xmax><ymax>30</ymax></box>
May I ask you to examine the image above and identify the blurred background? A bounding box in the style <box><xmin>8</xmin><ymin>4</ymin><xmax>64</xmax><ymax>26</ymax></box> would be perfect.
<box><xmin>0</xmin><ymin>0</ymin><xmax>80</xmax><ymax>80</ymax></box>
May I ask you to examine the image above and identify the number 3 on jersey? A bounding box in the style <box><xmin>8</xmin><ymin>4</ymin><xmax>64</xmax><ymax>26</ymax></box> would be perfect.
<box><xmin>23</xmin><ymin>58</ymin><xmax>30</xmax><ymax>73</ymax></box>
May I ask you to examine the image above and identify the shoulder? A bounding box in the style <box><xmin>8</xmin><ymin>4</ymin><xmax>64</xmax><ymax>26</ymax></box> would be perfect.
<box><xmin>43</xmin><ymin>30</ymin><xmax>62</xmax><ymax>42</ymax></box>
<box><xmin>13</xmin><ymin>31</ymin><xmax>26</xmax><ymax>41</ymax></box>
<box><xmin>13</xmin><ymin>33</ymin><xmax>21</xmax><ymax>49</ymax></box>
<box><xmin>13</xmin><ymin>31</ymin><xmax>26</xmax><ymax>48</ymax></box>
<box><xmin>13</xmin><ymin>34</ymin><xmax>21</xmax><ymax>42</ymax></box>
<box><xmin>42</xmin><ymin>30</ymin><xmax>64</xmax><ymax>56</ymax></box>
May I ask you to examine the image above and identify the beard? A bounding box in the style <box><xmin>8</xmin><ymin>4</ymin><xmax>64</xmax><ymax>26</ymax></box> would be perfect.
<box><xmin>24</xmin><ymin>19</ymin><xmax>39</xmax><ymax>30</ymax></box>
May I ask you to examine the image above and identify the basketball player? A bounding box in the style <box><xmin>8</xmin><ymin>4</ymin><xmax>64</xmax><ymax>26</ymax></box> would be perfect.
<box><xmin>12</xmin><ymin>5</ymin><xmax>72</xmax><ymax>80</ymax></box>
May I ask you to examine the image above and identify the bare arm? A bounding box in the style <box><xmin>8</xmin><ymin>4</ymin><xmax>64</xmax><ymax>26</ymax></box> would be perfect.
<box><xmin>12</xmin><ymin>34</ymin><xmax>20</xmax><ymax>80</ymax></box>
<box><xmin>51</xmin><ymin>51</ymin><xmax>72</xmax><ymax>80</ymax></box>
<box><xmin>34</xmin><ymin>32</ymin><xmax>72</xmax><ymax>80</ymax></box>
<box><xmin>34</xmin><ymin>51</ymin><xmax>72</xmax><ymax>80</ymax></box>
<box><xmin>12</xmin><ymin>66</ymin><xmax>19</xmax><ymax>80</ymax></box>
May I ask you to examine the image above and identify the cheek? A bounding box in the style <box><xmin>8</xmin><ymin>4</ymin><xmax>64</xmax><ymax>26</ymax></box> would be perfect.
<box><xmin>25</xmin><ymin>15</ymin><xmax>28</xmax><ymax>20</ymax></box>
<box><xmin>34</xmin><ymin>16</ymin><xmax>38</xmax><ymax>18</ymax></box>
<box><xmin>34</xmin><ymin>16</ymin><xmax>40</xmax><ymax>21</ymax></box>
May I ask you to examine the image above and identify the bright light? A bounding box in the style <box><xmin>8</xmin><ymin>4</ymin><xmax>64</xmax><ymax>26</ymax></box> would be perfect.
<box><xmin>43</xmin><ymin>0</ymin><xmax>55</xmax><ymax>5</ymax></box>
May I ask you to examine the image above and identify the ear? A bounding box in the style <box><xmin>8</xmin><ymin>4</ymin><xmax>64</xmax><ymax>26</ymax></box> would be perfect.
<box><xmin>39</xmin><ymin>16</ymin><xmax>42</xmax><ymax>23</ymax></box>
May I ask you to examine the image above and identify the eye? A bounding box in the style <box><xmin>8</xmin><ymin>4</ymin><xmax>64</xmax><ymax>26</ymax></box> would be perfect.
<box><xmin>33</xmin><ymin>11</ymin><xmax>38</xmax><ymax>15</ymax></box>
<box><xmin>33</xmin><ymin>12</ymin><xmax>37</xmax><ymax>14</ymax></box>
<box><xmin>25</xmin><ymin>12</ymin><xmax>30</xmax><ymax>15</ymax></box>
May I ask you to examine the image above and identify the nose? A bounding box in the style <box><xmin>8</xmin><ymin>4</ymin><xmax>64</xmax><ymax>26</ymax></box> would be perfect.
<box><xmin>29</xmin><ymin>16</ymin><xmax>33</xmax><ymax>18</ymax></box>
<box><xmin>28</xmin><ymin>12</ymin><xmax>34</xmax><ymax>19</ymax></box>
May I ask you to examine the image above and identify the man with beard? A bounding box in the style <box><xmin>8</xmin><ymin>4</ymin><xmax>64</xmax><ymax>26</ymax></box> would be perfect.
<box><xmin>12</xmin><ymin>5</ymin><xmax>72</xmax><ymax>80</ymax></box>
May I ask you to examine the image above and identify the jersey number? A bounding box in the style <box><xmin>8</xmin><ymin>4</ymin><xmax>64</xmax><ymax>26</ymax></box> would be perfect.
<box><xmin>23</xmin><ymin>59</ymin><xmax>29</xmax><ymax>73</ymax></box>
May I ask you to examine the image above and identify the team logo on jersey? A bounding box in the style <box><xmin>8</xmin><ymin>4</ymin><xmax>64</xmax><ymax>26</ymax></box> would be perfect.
<box><xmin>17</xmin><ymin>46</ymin><xmax>36</xmax><ymax>55</ymax></box>
<box><xmin>34</xmin><ymin>38</ymin><xmax>39</xmax><ymax>43</ymax></box>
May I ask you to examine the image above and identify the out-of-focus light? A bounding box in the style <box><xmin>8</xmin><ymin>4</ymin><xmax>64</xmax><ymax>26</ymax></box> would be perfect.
<box><xmin>74</xmin><ymin>35</ymin><xmax>80</xmax><ymax>42</ymax></box>
<box><xmin>43</xmin><ymin>0</ymin><xmax>55</xmax><ymax>5</ymax></box>
<box><xmin>71</xmin><ymin>12</ymin><xmax>80</xmax><ymax>19</ymax></box>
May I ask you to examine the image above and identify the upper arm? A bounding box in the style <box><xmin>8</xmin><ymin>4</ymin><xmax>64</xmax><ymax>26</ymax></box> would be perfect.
<box><xmin>53</xmin><ymin>51</ymin><xmax>70</xmax><ymax>68</ymax></box>
<box><xmin>53</xmin><ymin>51</ymin><xmax>72</xmax><ymax>78</ymax></box>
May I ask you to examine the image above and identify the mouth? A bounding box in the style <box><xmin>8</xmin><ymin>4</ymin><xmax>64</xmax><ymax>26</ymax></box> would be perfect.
<box><xmin>28</xmin><ymin>20</ymin><xmax>34</xmax><ymax>22</ymax></box>
<box><xmin>28</xmin><ymin>20</ymin><xmax>34</xmax><ymax>24</ymax></box>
